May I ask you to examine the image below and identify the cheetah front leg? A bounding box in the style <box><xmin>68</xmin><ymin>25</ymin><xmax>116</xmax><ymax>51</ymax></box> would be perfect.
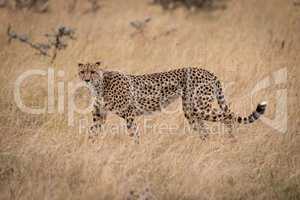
<box><xmin>89</xmin><ymin>103</ymin><xmax>107</xmax><ymax>138</ymax></box>
<box><xmin>126</xmin><ymin>118</ymin><xmax>140</xmax><ymax>144</ymax></box>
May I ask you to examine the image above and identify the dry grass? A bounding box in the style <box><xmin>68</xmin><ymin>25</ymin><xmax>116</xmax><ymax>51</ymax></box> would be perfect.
<box><xmin>0</xmin><ymin>0</ymin><xmax>300</xmax><ymax>199</ymax></box>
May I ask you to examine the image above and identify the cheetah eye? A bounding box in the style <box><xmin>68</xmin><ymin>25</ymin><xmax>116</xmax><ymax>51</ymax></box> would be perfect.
<box><xmin>80</xmin><ymin>71</ymin><xmax>84</xmax><ymax>74</ymax></box>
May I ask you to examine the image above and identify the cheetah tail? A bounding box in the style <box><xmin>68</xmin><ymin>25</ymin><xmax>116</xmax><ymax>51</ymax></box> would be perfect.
<box><xmin>235</xmin><ymin>101</ymin><xmax>267</xmax><ymax>124</ymax></box>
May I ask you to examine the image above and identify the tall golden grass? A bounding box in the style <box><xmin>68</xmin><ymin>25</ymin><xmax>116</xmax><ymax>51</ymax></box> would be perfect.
<box><xmin>0</xmin><ymin>0</ymin><xmax>299</xmax><ymax>199</ymax></box>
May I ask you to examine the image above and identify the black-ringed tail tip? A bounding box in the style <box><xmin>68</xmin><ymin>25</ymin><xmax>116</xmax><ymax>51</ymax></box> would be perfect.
<box><xmin>258</xmin><ymin>101</ymin><xmax>267</xmax><ymax>114</ymax></box>
<box><xmin>237</xmin><ymin>101</ymin><xmax>267</xmax><ymax>124</ymax></box>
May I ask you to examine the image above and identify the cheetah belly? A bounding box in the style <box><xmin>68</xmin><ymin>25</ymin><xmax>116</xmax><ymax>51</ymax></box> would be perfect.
<box><xmin>132</xmin><ymin>78</ymin><xmax>182</xmax><ymax>115</ymax></box>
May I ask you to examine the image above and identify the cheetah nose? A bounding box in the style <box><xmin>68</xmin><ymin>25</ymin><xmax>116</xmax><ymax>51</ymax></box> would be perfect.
<box><xmin>85</xmin><ymin>80</ymin><xmax>90</xmax><ymax>83</ymax></box>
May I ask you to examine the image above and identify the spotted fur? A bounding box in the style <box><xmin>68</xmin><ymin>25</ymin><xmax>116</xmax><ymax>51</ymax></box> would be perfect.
<box><xmin>78</xmin><ymin>62</ymin><xmax>267</xmax><ymax>142</ymax></box>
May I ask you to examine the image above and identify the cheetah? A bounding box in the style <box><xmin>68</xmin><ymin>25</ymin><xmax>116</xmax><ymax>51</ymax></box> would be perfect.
<box><xmin>78</xmin><ymin>62</ymin><xmax>267</xmax><ymax>143</ymax></box>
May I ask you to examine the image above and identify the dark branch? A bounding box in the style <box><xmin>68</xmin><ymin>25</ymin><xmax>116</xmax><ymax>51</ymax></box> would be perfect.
<box><xmin>7</xmin><ymin>25</ymin><xmax>76</xmax><ymax>62</ymax></box>
<box><xmin>7</xmin><ymin>24</ymin><xmax>50</xmax><ymax>56</ymax></box>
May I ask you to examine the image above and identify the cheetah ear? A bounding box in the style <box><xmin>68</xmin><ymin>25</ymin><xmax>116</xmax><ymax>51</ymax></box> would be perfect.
<box><xmin>78</xmin><ymin>63</ymin><xmax>83</xmax><ymax>67</ymax></box>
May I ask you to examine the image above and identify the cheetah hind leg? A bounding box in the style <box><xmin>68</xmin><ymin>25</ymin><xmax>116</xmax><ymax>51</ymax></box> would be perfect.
<box><xmin>186</xmin><ymin>116</ymin><xmax>209</xmax><ymax>141</ymax></box>
<box><xmin>223</xmin><ymin>120</ymin><xmax>237</xmax><ymax>139</ymax></box>
<box><xmin>126</xmin><ymin>118</ymin><xmax>140</xmax><ymax>144</ymax></box>
<box><xmin>196</xmin><ymin>119</ymin><xmax>209</xmax><ymax>141</ymax></box>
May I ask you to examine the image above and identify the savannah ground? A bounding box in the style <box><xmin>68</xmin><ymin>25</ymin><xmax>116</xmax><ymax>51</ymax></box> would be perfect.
<box><xmin>0</xmin><ymin>0</ymin><xmax>300</xmax><ymax>199</ymax></box>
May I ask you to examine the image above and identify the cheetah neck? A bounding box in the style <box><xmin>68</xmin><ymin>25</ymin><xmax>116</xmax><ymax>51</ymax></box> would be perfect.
<box><xmin>90</xmin><ymin>79</ymin><xmax>103</xmax><ymax>97</ymax></box>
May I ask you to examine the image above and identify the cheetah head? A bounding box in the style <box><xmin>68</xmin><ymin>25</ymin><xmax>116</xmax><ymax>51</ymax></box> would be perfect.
<box><xmin>78</xmin><ymin>62</ymin><xmax>103</xmax><ymax>84</ymax></box>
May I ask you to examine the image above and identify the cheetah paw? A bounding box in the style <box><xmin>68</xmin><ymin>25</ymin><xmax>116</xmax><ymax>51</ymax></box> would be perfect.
<box><xmin>88</xmin><ymin>124</ymin><xmax>102</xmax><ymax>139</ymax></box>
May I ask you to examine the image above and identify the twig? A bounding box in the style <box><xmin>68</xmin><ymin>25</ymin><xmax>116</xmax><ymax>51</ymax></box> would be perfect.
<box><xmin>129</xmin><ymin>17</ymin><xmax>151</xmax><ymax>37</ymax></box>
<box><xmin>7</xmin><ymin>25</ymin><xmax>76</xmax><ymax>62</ymax></box>
<box><xmin>7</xmin><ymin>25</ymin><xmax>50</xmax><ymax>56</ymax></box>
<box><xmin>45</xmin><ymin>26</ymin><xmax>76</xmax><ymax>62</ymax></box>
<box><xmin>0</xmin><ymin>0</ymin><xmax>49</xmax><ymax>11</ymax></box>
<box><xmin>152</xmin><ymin>27</ymin><xmax>177</xmax><ymax>40</ymax></box>
<box><xmin>151</xmin><ymin>0</ymin><xmax>217</xmax><ymax>10</ymax></box>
